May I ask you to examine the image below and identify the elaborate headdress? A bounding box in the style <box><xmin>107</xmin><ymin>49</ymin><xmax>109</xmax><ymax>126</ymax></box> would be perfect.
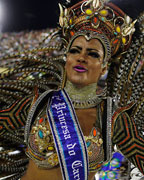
<box><xmin>59</xmin><ymin>0</ymin><xmax>137</xmax><ymax>62</ymax></box>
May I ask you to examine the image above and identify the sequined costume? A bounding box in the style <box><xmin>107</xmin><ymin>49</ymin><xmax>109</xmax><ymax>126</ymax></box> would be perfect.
<box><xmin>0</xmin><ymin>0</ymin><xmax>144</xmax><ymax>179</ymax></box>
<box><xmin>26</xmin><ymin>101</ymin><xmax>104</xmax><ymax>171</ymax></box>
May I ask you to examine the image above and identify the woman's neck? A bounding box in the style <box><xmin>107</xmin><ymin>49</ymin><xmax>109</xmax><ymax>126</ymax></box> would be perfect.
<box><xmin>64</xmin><ymin>80</ymin><xmax>101</xmax><ymax>109</ymax></box>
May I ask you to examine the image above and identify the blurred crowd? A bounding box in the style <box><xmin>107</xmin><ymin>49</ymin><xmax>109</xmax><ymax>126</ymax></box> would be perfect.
<box><xmin>0</xmin><ymin>29</ymin><xmax>55</xmax><ymax>57</ymax></box>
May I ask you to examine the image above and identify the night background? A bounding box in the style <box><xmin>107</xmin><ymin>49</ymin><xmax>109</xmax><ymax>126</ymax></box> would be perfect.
<box><xmin>0</xmin><ymin>0</ymin><xmax>59</xmax><ymax>32</ymax></box>
<box><xmin>0</xmin><ymin>0</ymin><xmax>143</xmax><ymax>32</ymax></box>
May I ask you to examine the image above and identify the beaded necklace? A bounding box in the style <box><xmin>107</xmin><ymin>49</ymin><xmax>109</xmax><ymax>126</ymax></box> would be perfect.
<box><xmin>65</xmin><ymin>80</ymin><xmax>102</xmax><ymax>109</ymax></box>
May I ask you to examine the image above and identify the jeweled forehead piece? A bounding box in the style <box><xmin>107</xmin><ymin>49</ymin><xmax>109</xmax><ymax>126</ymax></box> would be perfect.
<box><xmin>59</xmin><ymin>0</ymin><xmax>137</xmax><ymax>61</ymax></box>
<box><xmin>66</xmin><ymin>30</ymin><xmax>111</xmax><ymax>64</ymax></box>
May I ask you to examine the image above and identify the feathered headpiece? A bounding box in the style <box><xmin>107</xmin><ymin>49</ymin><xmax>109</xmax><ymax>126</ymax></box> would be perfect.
<box><xmin>59</xmin><ymin>0</ymin><xmax>137</xmax><ymax>62</ymax></box>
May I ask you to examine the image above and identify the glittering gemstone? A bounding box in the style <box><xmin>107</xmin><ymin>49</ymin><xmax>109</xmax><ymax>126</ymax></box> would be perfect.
<box><xmin>88</xmin><ymin>151</ymin><xmax>92</xmax><ymax>156</ymax></box>
<box><xmin>93</xmin><ymin>127</ymin><xmax>97</xmax><ymax>137</ymax></box>
<box><xmin>39</xmin><ymin>118</ymin><xmax>44</xmax><ymax>124</ymax></box>
<box><xmin>114</xmin><ymin>32</ymin><xmax>118</xmax><ymax>35</ymax></box>
<box><xmin>86</xmin><ymin>141</ymin><xmax>91</xmax><ymax>147</ymax></box>
<box><xmin>113</xmin><ymin>39</ymin><xmax>119</xmax><ymax>44</ymax></box>
<box><xmin>94</xmin><ymin>17</ymin><xmax>98</xmax><ymax>23</ymax></box>
<box><xmin>101</xmin><ymin>17</ymin><xmax>105</xmax><ymax>22</ymax></box>
<box><xmin>48</xmin><ymin>146</ymin><xmax>54</xmax><ymax>151</ymax></box>
<box><xmin>85</xmin><ymin>9</ymin><xmax>93</xmax><ymax>15</ymax></box>
<box><xmin>99</xmin><ymin>9</ymin><xmax>108</xmax><ymax>16</ymax></box>
<box><xmin>38</xmin><ymin>130</ymin><xmax>44</xmax><ymax>139</ymax></box>
<box><xmin>116</xmin><ymin>26</ymin><xmax>121</xmax><ymax>33</ymax></box>
<box><xmin>69</xmin><ymin>19</ymin><xmax>73</xmax><ymax>25</ymax></box>
<box><xmin>70</xmin><ymin>31</ymin><xmax>75</xmax><ymax>36</ymax></box>
<box><xmin>122</xmin><ymin>37</ymin><xmax>127</xmax><ymax>44</ymax></box>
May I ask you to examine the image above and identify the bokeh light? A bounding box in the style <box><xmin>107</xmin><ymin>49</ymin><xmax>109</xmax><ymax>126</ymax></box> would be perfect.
<box><xmin>0</xmin><ymin>1</ymin><xmax>5</xmax><ymax>31</ymax></box>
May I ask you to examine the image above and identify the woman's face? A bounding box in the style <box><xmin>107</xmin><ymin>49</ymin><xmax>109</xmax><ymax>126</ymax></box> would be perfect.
<box><xmin>65</xmin><ymin>36</ymin><xmax>106</xmax><ymax>87</ymax></box>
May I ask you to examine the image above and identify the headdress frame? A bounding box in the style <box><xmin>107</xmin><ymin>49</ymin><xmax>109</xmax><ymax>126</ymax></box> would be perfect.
<box><xmin>58</xmin><ymin>0</ymin><xmax>137</xmax><ymax>64</ymax></box>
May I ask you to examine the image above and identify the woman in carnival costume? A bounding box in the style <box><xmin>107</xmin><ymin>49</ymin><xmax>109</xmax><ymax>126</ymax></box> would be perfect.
<box><xmin>0</xmin><ymin>0</ymin><xmax>143</xmax><ymax>180</ymax></box>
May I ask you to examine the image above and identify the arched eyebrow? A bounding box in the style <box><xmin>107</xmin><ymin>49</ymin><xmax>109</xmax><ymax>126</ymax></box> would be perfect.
<box><xmin>87</xmin><ymin>48</ymin><xmax>99</xmax><ymax>52</ymax></box>
<box><xmin>70</xmin><ymin>45</ymin><xmax>82</xmax><ymax>50</ymax></box>
<box><xmin>87</xmin><ymin>48</ymin><xmax>104</xmax><ymax>57</ymax></box>
<box><xmin>70</xmin><ymin>46</ymin><xmax>103</xmax><ymax>56</ymax></box>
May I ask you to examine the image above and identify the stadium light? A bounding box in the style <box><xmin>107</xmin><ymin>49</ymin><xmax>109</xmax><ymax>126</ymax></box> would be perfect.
<box><xmin>0</xmin><ymin>1</ymin><xmax>5</xmax><ymax>31</ymax></box>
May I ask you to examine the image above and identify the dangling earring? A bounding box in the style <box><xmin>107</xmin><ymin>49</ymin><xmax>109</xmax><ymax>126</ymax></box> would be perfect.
<box><xmin>60</xmin><ymin>53</ymin><xmax>66</xmax><ymax>89</ymax></box>
<box><xmin>61</xmin><ymin>69</ymin><xmax>67</xmax><ymax>89</ymax></box>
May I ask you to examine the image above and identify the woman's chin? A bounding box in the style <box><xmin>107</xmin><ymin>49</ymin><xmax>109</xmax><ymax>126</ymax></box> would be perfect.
<box><xmin>67</xmin><ymin>78</ymin><xmax>88</xmax><ymax>88</ymax></box>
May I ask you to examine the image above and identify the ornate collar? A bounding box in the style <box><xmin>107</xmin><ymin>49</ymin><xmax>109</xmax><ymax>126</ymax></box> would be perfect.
<box><xmin>64</xmin><ymin>80</ymin><xmax>102</xmax><ymax>109</ymax></box>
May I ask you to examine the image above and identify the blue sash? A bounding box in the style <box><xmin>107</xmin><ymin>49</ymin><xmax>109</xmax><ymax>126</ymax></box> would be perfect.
<box><xmin>47</xmin><ymin>89</ymin><xmax>88</xmax><ymax>180</ymax></box>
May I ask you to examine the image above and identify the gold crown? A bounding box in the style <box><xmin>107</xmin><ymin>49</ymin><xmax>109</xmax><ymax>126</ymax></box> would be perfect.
<box><xmin>59</xmin><ymin>0</ymin><xmax>137</xmax><ymax>59</ymax></box>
